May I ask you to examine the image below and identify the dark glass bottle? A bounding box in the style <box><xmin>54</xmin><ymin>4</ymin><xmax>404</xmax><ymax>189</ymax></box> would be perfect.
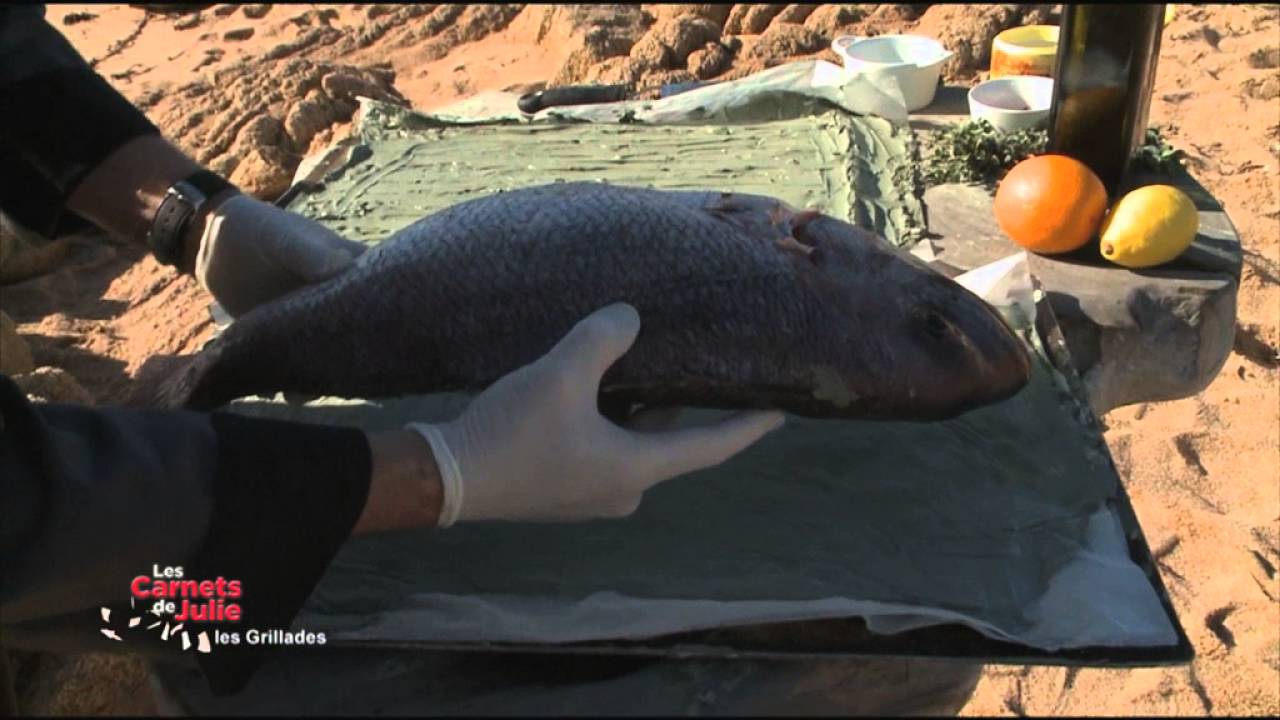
<box><xmin>1047</xmin><ymin>4</ymin><xmax>1165</xmax><ymax>197</ymax></box>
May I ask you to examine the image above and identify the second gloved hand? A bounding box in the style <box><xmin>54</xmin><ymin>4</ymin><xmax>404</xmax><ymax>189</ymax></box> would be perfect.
<box><xmin>194</xmin><ymin>194</ymin><xmax>368</xmax><ymax>317</ymax></box>
<box><xmin>408</xmin><ymin>303</ymin><xmax>785</xmax><ymax>526</ymax></box>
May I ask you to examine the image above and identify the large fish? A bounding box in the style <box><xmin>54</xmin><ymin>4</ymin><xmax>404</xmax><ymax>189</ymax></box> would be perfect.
<box><xmin>165</xmin><ymin>182</ymin><xmax>1031</xmax><ymax>418</ymax></box>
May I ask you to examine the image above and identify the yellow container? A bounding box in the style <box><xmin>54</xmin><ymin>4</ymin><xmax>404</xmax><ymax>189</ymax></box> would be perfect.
<box><xmin>990</xmin><ymin>25</ymin><xmax>1060</xmax><ymax>79</ymax></box>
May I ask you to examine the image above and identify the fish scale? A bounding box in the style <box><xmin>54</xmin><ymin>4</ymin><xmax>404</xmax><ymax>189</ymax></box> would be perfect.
<box><xmin>165</xmin><ymin>182</ymin><xmax>1031</xmax><ymax>419</ymax></box>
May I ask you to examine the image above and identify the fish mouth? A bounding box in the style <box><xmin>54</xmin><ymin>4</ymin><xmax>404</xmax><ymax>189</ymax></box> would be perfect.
<box><xmin>962</xmin><ymin>299</ymin><xmax>1034</xmax><ymax>407</ymax></box>
<box><xmin>904</xmin><ymin>277</ymin><xmax>1035</xmax><ymax>420</ymax></box>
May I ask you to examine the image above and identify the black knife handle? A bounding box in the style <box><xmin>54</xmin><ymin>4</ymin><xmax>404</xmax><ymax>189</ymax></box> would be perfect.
<box><xmin>517</xmin><ymin>84</ymin><xmax>629</xmax><ymax>114</ymax></box>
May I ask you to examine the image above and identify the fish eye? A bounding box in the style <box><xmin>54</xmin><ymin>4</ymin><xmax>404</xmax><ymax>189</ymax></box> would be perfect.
<box><xmin>923</xmin><ymin>308</ymin><xmax>951</xmax><ymax>340</ymax></box>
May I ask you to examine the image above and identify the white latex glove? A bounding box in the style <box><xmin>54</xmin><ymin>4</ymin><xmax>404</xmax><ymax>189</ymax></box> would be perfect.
<box><xmin>408</xmin><ymin>303</ymin><xmax>786</xmax><ymax>526</ymax></box>
<box><xmin>194</xmin><ymin>194</ymin><xmax>367</xmax><ymax>317</ymax></box>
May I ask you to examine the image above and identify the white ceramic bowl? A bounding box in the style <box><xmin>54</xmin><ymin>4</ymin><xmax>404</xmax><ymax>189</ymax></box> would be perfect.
<box><xmin>967</xmin><ymin>75</ymin><xmax>1054</xmax><ymax>133</ymax></box>
<box><xmin>832</xmin><ymin>34</ymin><xmax>953</xmax><ymax>112</ymax></box>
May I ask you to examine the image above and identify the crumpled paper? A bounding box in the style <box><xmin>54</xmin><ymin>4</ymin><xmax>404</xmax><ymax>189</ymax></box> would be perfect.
<box><xmin>955</xmin><ymin>251</ymin><xmax>1037</xmax><ymax>327</ymax></box>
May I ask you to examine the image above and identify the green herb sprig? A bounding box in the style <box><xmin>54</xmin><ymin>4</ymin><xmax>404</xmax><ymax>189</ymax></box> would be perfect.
<box><xmin>920</xmin><ymin>120</ymin><xmax>1048</xmax><ymax>189</ymax></box>
<box><xmin>1130</xmin><ymin>126</ymin><xmax>1186</xmax><ymax>175</ymax></box>
<box><xmin>919</xmin><ymin>121</ymin><xmax>1186</xmax><ymax>190</ymax></box>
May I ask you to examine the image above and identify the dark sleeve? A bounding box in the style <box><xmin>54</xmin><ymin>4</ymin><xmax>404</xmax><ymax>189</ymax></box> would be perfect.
<box><xmin>0</xmin><ymin>375</ymin><xmax>373</xmax><ymax>695</ymax></box>
<box><xmin>0</xmin><ymin>5</ymin><xmax>160</xmax><ymax>235</ymax></box>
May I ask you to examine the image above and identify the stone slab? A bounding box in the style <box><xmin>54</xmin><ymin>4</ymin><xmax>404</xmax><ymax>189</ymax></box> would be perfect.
<box><xmin>909</xmin><ymin>84</ymin><xmax>975</xmax><ymax>132</ymax></box>
<box><xmin>919</xmin><ymin>170</ymin><xmax>1242</xmax><ymax>415</ymax></box>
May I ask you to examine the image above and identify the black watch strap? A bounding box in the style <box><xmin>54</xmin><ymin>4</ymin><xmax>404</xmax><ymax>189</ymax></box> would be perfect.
<box><xmin>147</xmin><ymin>170</ymin><xmax>236</xmax><ymax>267</ymax></box>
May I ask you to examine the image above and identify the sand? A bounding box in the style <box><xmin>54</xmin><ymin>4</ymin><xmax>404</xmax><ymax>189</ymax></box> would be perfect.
<box><xmin>4</xmin><ymin>3</ymin><xmax>1278</xmax><ymax>716</ymax></box>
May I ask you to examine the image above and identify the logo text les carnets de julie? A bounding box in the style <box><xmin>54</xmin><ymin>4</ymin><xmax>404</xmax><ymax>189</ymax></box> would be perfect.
<box><xmin>131</xmin><ymin>565</ymin><xmax>242</xmax><ymax>622</ymax></box>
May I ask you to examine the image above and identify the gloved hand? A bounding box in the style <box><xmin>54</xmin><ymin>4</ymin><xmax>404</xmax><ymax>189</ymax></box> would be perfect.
<box><xmin>408</xmin><ymin>303</ymin><xmax>786</xmax><ymax>526</ymax></box>
<box><xmin>193</xmin><ymin>193</ymin><xmax>367</xmax><ymax>317</ymax></box>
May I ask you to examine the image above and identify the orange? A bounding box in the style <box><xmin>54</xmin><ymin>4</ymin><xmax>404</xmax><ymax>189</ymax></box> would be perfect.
<box><xmin>993</xmin><ymin>154</ymin><xmax>1109</xmax><ymax>255</ymax></box>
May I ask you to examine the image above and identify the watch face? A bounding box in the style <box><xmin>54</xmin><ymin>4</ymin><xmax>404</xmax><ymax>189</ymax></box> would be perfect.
<box><xmin>171</xmin><ymin>180</ymin><xmax>209</xmax><ymax>208</ymax></box>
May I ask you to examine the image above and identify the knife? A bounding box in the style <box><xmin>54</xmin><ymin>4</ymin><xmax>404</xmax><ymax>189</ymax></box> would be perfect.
<box><xmin>517</xmin><ymin>84</ymin><xmax>630</xmax><ymax>114</ymax></box>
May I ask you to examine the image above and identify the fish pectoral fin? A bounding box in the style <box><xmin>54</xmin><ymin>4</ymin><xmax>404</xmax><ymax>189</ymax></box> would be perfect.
<box><xmin>776</xmin><ymin>234</ymin><xmax>822</xmax><ymax>265</ymax></box>
<box><xmin>767</xmin><ymin>201</ymin><xmax>789</xmax><ymax>225</ymax></box>
<box><xmin>790</xmin><ymin>209</ymin><xmax>824</xmax><ymax>239</ymax></box>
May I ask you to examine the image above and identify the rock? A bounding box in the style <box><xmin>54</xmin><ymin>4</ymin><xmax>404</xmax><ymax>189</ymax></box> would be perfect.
<box><xmin>283</xmin><ymin>94</ymin><xmax>338</xmax><ymax>151</ymax></box>
<box><xmin>191</xmin><ymin>46</ymin><xmax>223</xmax><ymax>71</ymax></box>
<box><xmin>630</xmin><ymin>33</ymin><xmax>674</xmax><ymax>70</ymax></box>
<box><xmin>9</xmin><ymin>650</ymin><xmax>155</xmax><ymax>715</ymax></box>
<box><xmin>0</xmin><ymin>311</ymin><xmax>34</xmax><ymax>375</ymax></box>
<box><xmin>235</xmin><ymin>112</ymin><xmax>285</xmax><ymax>149</ymax></box>
<box><xmin>872</xmin><ymin>3</ymin><xmax>928</xmax><ymax>22</ymax></box>
<box><xmin>228</xmin><ymin>145</ymin><xmax>297</xmax><ymax>201</ymax></box>
<box><xmin>1</xmin><ymin>215</ymin><xmax>70</xmax><ymax>285</ymax></box>
<box><xmin>552</xmin><ymin>25</ymin><xmax>637</xmax><ymax>86</ymax></box>
<box><xmin>321</xmin><ymin>69</ymin><xmax>397</xmax><ymax>103</ymax></box>
<box><xmin>207</xmin><ymin>153</ymin><xmax>239</xmax><ymax>179</ymax></box>
<box><xmin>651</xmin><ymin>15</ymin><xmax>722</xmax><ymax>65</ymax></box>
<box><xmin>635</xmin><ymin>69</ymin><xmax>699</xmax><ymax>98</ymax></box>
<box><xmin>747</xmin><ymin>23</ymin><xmax>828</xmax><ymax>63</ymax></box>
<box><xmin>1031</xmin><ymin>257</ymin><xmax>1238</xmax><ymax>416</ymax></box>
<box><xmin>153</xmin><ymin>56</ymin><xmax>403</xmax><ymax>201</ymax></box>
<box><xmin>222</xmin><ymin>26</ymin><xmax>254</xmax><ymax>41</ymax></box>
<box><xmin>1243</xmin><ymin>75</ymin><xmax>1280</xmax><ymax>101</ymax></box>
<box><xmin>211</xmin><ymin>4</ymin><xmax>238</xmax><ymax>17</ymax></box>
<box><xmin>13</xmin><ymin>367</ymin><xmax>95</xmax><ymax>405</ymax></box>
<box><xmin>128</xmin><ymin>3</ymin><xmax>211</xmax><ymax>13</ymax></box>
<box><xmin>652</xmin><ymin>68</ymin><xmax>697</xmax><ymax>85</ymax></box>
<box><xmin>362</xmin><ymin>63</ymin><xmax>397</xmax><ymax>88</ymax></box>
<box><xmin>583</xmin><ymin>56</ymin><xmax>649</xmax><ymax>86</ymax></box>
<box><xmin>774</xmin><ymin>4</ymin><xmax>818</xmax><ymax>24</ymax></box>
<box><xmin>173</xmin><ymin>12</ymin><xmax>201</xmax><ymax>30</ymax></box>
<box><xmin>643</xmin><ymin>4</ymin><xmax>733</xmax><ymax>29</ymax></box>
<box><xmin>0</xmin><ymin>238</ymin><xmax>70</xmax><ymax>286</ymax></box>
<box><xmin>241</xmin><ymin>4</ymin><xmax>270</xmax><ymax>20</ymax></box>
<box><xmin>687</xmin><ymin>41</ymin><xmax>732</xmax><ymax>79</ymax></box>
<box><xmin>913</xmin><ymin>4</ymin><xmax>1054</xmax><ymax>81</ymax></box>
<box><xmin>804</xmin><ymin>5</ymin><xmax>870</xmax><ymax>35</ymax></box>
<box><xmin>724</xmin><ymin>4</ymin><xmax>787</xmax><ymax>34</ymax></box>
<box><xmin>1247</xmin><ymin>46</ymin><xmax>1280</xmax><ymax>69</ymax></box>
<box><xmin>61</xmin><ymin>12</ymin><xmax>97</xmax><ymax>25</ymax></box>
<box><xmin>365</xmin><ymin>4</ymin><xmax>397</xmax><ymax>20</ymax></box>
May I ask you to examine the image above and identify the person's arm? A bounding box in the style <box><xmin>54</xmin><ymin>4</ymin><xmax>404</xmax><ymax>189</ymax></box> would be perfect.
<box><xmin>0</xmin><ymin>5</ymin><xmax>162</xmax><ymax>216</ymax></box>
<box><xmin>0</xmin><ymin>5</ymin><xmax>364</xmax><ymax>318</ymax></box>
<box><xmin>65</xmin><ymin>134</ymin><xmax>206</xmax><ymax>272</ymax></box>
<box><xmin>0</xmin><ymin>376</ymin><xmax>442</xmax><ymax>624</ymax></box>
<box><xmin>0</xmin><ymin>371</ymin><xmax>444</xmax><ymax>694</ymax></box>
<box><xmin>1</xmin><ymin>302</ymin><xmax>782</xmax><ymax>695</ymax></box>
<box><xmin>356</xmin><ymin>429</ymin><xmax>444</xmax><ymax>534</ymax></box>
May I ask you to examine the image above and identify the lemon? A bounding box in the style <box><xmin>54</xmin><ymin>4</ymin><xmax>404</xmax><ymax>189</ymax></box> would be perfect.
<box><xmin>1099</xmin><ymin>185</ymin><xmax>1199</xmax><ymax>268</ymax></box>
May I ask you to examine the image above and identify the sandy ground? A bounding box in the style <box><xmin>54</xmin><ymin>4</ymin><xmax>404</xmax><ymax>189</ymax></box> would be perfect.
<box><xmin>3</xmin><ymin>3</ymin><xmax>1277</xmax><ymax>716</ymax></box>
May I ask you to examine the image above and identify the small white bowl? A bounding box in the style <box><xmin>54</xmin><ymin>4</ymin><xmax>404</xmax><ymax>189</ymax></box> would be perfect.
<box><xmin>833</xmin><ymin>34</ymin><xmax>953</xmax><ymax>112</ymax></box>
<box><xmin>967</xmin><ymin>76</ymin><xmax>1054</xmax><ymax>133</ymax></box>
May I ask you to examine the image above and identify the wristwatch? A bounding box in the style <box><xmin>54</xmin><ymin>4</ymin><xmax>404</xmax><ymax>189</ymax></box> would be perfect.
<box><xmin>147</xmin><ymin>170</ymin><xmax>236</xmax><ymax>267</ymax></box>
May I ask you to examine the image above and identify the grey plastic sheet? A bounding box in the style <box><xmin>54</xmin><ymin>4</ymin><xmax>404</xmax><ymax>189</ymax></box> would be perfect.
<box><xmin>358</xmin><ymin>60</ymin><xmax>909</xmax><ymax>129</ymax></box>
<box><xmin>289</xmin><ymin>112</ymin><xmax>922</xmax><ymax>248</ymax></box>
